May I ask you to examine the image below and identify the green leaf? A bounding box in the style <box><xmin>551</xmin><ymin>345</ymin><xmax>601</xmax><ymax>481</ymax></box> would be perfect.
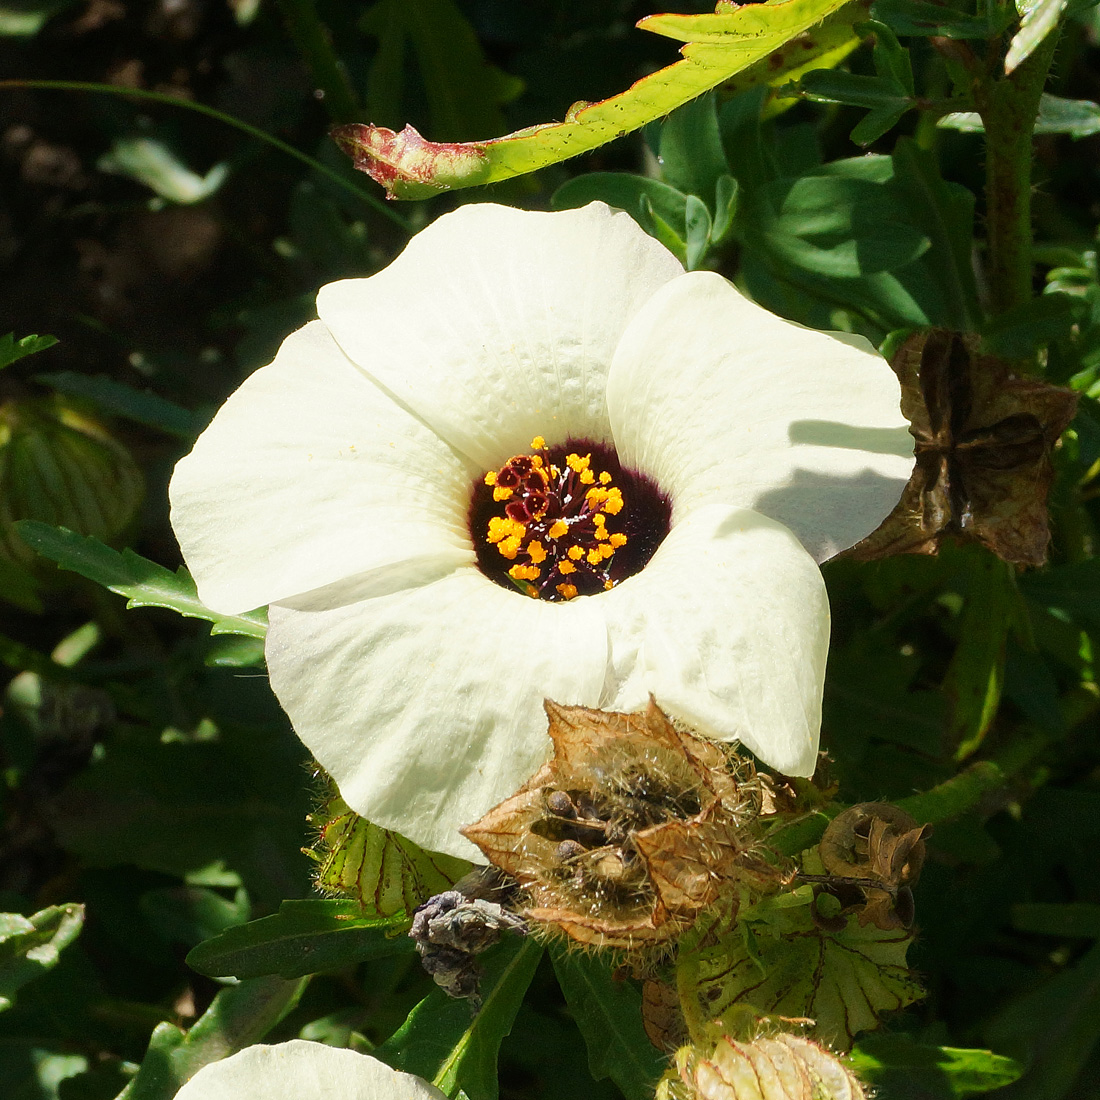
<box><xmin>1021</xmin><ymin>560</ymin><xmax>1100</xmax><ymax>629</ymax></box>
<box><xmin>1006</xmin><ymin>0</ymin><xmax>1068</xmax><ymax>74</ymax></box>
<box><xmin>185</xmin><ymin>899</ymin><xmax>413</xmax><ymax>979</ymax></box>
<box><xmin>16</xmin><ymin>522</ymin><xmax>267</xmax><ymax>639</ymax></box>
<box><xmin>549</xmin><ymin>946</ymin><xmax>665</xmax><ymax>1100</ymax></box>
<box><xmin>678</xmin><ymin>891</ymin><xmax>924</xmax><ymax>1050</ymax></box>
<box><xmin>0</xmin><ymin>332</ymin><xmax>58</xmax><ymax>369</ymax></box>
<box><xmin>98</xmin><ymin>137</ymin><xmax>229</xmax><ymax>204</ymax></box>
<box><xmin>981</xmin><ymin>292</ymin><xmax>1089</xmax><ymax>357</ymax></box>
<box><xmin>654</xmin><ymin>91</ymin><xmax>729</xmax><ymax>204</ymax></box>
<box><xmin>375</xmin><ymin>936</ymin><xmax>543</xmax><ymax>1100</ymax></box>
<box><xmin>849</xmin><ymin>1034</ymin><xmax>1024</xmax><ymax>1097</ymax></box>
<box><xmin>940</xmin><ymin>92</ymin><xmax>1100</xmax><ymax>136</ymax></box>
<box><xmin>119</xmin><ymin>976</ymin><xmax>307</xmax><ymax>1100</ymax></box>
<box><xmin>313</xmin><ymin>797</ymin><xmax>470</xmax><ymax>916</ymax></box>
<box><xmin>333</xmin><ymin>0</ymin><xmax>866</xmax><ymax>198</ymax></box>
<box><xmin>1011</xmin><ymin>902</ymin><xmax>1100</xmax><ymax>938</ymax></box>
<box><xmin>0</xmin><ymin>0</ymin><xmax>75</xmax><ymax>35</ymax></box>
<box><xmin>35</xmin><ymin>372</ymin><xmax>201</xmax><ymax>439</ymax></box>
<box><xmin>985</xmin><ymin>939</ymin><xmax>1100</xmax><ymax>1098</ymax></box>
<box><xmin>871</xmin><ymin>0</ymin><xmax>1007</xmax><ymax>37</ymax></box>
<box><xmin>757</xmin><ymin>173</ymin><xmax>931</xmax><ymax>277</ymax></box>
<box><xmin>0</xmin><ymin>904</ymin><xmax>84</xmax><ymax>1012</ymax></box>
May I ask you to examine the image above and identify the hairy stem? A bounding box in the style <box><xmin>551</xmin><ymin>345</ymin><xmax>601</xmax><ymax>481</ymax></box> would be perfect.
<box><xmin>975</xmin><ymin>30</ymin><xmax>1060</xmax><ymax>316</ymax></box>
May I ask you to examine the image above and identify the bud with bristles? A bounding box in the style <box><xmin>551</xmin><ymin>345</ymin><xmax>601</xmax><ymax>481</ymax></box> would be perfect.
<box><xmin>661</xmin><ymin>1032</ymin><xmax>868</xmax><ymax>1100</ymax></box>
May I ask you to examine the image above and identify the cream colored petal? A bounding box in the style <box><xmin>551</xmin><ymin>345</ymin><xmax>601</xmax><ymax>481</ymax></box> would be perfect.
<box><xmin>265</xmin><ymin>568</ymin><xmax>608</xmax><ymax>861</ymax></box>
<box><xmin>596</xmin><ymin>505</ymin><xmax>830</xmax><ymax>777</ymax></box>
<box><xmin>174</xmin><ymin>1041</ymin><xmax>446</xmax><ymax>1100</ymax></box>
<box><xmin>317</xmin><ymin>203</ymin><xmax>684</xmax><ymax>471</ymax></box>
<box><xmin>169</xmin><ymin>321</ymin><xmax>476</xmax><ymax>615</ymax></box>
<box><xmin>607</xmin><ymin>271</ymin><xmax>914</xmax><ymax>562</ymax></box>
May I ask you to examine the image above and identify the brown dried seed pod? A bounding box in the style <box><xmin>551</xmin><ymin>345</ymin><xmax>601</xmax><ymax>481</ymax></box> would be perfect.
<box><xmin>662</xmin><ymin>1033</ymin><xmax>867</xmax><ymax>1100</ymax></box>
<box><xmin>812</xmin><ymin>802</ymin><xmax>930</xmax><ymax>931</ymax></box>
<box><xmin>462</xmin><ymin>697</ymin><xmax>784</xmax><ymax>950</ymax></box>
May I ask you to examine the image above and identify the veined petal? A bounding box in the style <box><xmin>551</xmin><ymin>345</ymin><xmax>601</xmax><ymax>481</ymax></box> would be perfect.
<box><xmin>607</xmin><ymin>272</ymin><xmax>915</xmax><ymax>562</ymax></box>
<box><xmin>174</xmin><ymin>1041</ymin><xmax>445</xmax><ymax>1100</ymax></box>
<box><xmin>266</xmin><ymin>569</ymin><xmax>608</xmax><ymax>861</ymax></box>
<box><xmin>596</xmin><ymin>505</ymin><xmax>829</xmax><ymax>777</ymax></box>
<box><xmin>169</xmin><ymin>321</ymin><xmax>476</xmax><ymax>615</ymax></box>
<box><xmin>317</xmin><ymin>203</ymin><xmax>684</xmax><ymax>470</ymax></box>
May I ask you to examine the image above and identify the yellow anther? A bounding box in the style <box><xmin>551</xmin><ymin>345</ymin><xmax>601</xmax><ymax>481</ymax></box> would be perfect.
<box><xmin>603</xmin><ymin>488</ymin><xmax>624</xmax><ymax>515</ymax></box>
<box><xmin>566</xmin><ymin>453</ymin><xmax>591</xmax><ymax>473</ymax></box>
<box><xmin>579</xmin><ymin>468</ymin><xmax>595</xmax><ymax>485</ymax></box>
<box><xmin>586</xmin><ymin>487</ymin><xmax>607</xmax><ymax>506</ymax></box>
<box><xmin>498</xmin><ymin>535</ymin><xmax>523</xmax><ymax>560</ymax></box>
<box><xmin>587</xmin><ymin>549</ymin><xmax>602</xmax><ymax>566</ymax></box>
<box><xmin>567</xmin><ymin>546</ymin><xmax>584</xmax><ymax>561</ymax></box>
<box><xmin>530</xmin><ymin>436</ymin><xmax>546</xmax><ymax>450</ymax></box>
<box><xmin>531</xmin><ymin>455</ymin><xmax>544</xmax><ymax>469</ymax></box>
<box><xmin>557</xmin><ymin>583</ymin><xmax>579</xmax><ymax>600</ymax></box>
<box><xmin>484</xmin><ymin>470</ymin><xmax>497</xmax><ymax>486</ymax></box>
<box><xmin>559</xmin><ymin>560</ymin><xmax>576</xmax><ymax>575</ymax></box>
<box><xmin>599</xmin><ymin>471</ymin><xmax>612</xmax><ymax>485</ymax></box>
<box><xmin>593</xmin><ymin>513</ymin><xmax>606</xmax><ymax>527</ymax></box>
<box><xmin>527</xmin><ymin>541</ymin><xmax>547</xmax><ymax>564</ymax></box>
<box><xmin>604</xmin><ymin>579</ymin><xmax>614</xmax><ymax>590</ymax></box>
<box><xmin>609</xmin><ymin>532</ymin><xmax>628</xmax><ymax>548</ymax></box>
<box><xmin>509</xmin><ymin>563</ymin><xmax>541</xmax><ymax>582</ymax></box>
<box><xmin>599</xmin><ymin>543</ymin><xmax>614</xmax><ymax>561</ymax></box>
<box><xmin>548</xmin><ymin>519</ymin><xmax>568</xmax><ymax>540</ymax></box>
<box><xmin>550</xmin><ymin>464</ymin><xmax>560</xmax><ymax>477</ymax></box>
<box><xmin>595</xmin><ymin>526</ymin><xmax>609</xmax><ymax>541</ymax></box>
<box><xmin>493</xmin><ymin>486</ymin><xmax>513</xmax><ymax>502</ymax></box>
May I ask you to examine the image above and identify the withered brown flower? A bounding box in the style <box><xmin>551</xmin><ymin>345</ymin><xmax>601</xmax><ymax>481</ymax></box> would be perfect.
<box><xmin>846</xmin><ymin>330</ymin><xmax>1078</xmax><ymax>566</ymax></box>
<box><xmin>809</xmin><ymin>803</ymin><xmax>930</xmax><ymax>932</ymax></box>
<box><xmin>461</xmin><ymin>698</ymin><xmax>783</xmax><ymax>949</ymax></box>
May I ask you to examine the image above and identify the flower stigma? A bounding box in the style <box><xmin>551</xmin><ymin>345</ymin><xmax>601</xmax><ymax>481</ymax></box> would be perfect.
<box><xmin>470</xmin><ymin>437</ymin><xmax>671</xmax><ymax>600</ymax></box>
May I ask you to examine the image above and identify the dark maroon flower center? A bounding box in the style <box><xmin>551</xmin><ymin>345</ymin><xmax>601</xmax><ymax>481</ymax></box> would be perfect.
<box><xmin>469</xmin><ymin>437</ymin><xmax>671</xmax><ymax>601</ymax></box>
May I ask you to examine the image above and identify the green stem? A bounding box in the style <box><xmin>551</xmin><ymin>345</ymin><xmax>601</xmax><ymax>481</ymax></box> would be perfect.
<box><xmin>975</xmin><ymin>31</ymin><xmax>1060</xmax><ymax>316</ymax></box>
<box><xmin>274</xmin><ymin>0</ymin><xmax>361</xmax><ymax>124</ymax></box>
<box><xmin>0</xmin><ymin>79</ymin><xmax>409</xmax><ymax>231</ymax></box>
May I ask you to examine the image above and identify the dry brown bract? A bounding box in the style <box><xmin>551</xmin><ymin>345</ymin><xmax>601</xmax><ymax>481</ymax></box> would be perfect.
<box><xmin>812</xmin><ymin>803</ymin><xmax>930</xmax><ymax>932</ymax></box>
<box><xmin>846</xmin><ymin>330</ymin><xmax>1078</xmax><ymax>566</ymax></box>
<box><xmin>461</xmin><ymin>698</ymin><xmax>781</xmax><ymax>949</ymax></box>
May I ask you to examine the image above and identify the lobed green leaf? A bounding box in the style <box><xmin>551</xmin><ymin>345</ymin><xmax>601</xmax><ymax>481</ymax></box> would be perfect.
<box><xmin>0</xmin><ymin>904</ymin><xmax>84</xmax><ymax>1012</ymax></box>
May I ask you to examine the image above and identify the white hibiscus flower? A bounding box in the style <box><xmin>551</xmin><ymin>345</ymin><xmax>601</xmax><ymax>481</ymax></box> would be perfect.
<box><xmin>170</xmin><ymin>202</ymin><xmax>913</xmax><ymax>862</ymax></box>
<box><xmin>174</xmin><ymin>1041</ymin><xmax>442</xmax><ymax>1100</ymax></box>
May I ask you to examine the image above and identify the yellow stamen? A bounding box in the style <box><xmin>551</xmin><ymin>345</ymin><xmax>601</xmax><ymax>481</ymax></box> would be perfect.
<box><xmin>599</xmin><ymin>543</ymin><xmax>614</xmax><ymax>561</ymax></box>
<box><xmin>587</xmin><ymin>549</ymin><xmax>602</xmax><ymax>566</ymax></box>
<box><xmin>527</xmin><ymin>541</ymin><xmax>547</xmax><ymax>564</ymax></box>
<box><xmin>509</xmin><ymin>563</ymin><xmax>541</xmax><ymax>582</ymax></box>
<box><xmin>559</xmin><ymin>560</ymin><xmax>576</xmax><ymax>575</ymax></box>
<box><xmin>579</xmin><ymin>468</ymin><xmax>595</xmax><ymax>485</ymax></box>
<box><xmin>484</xmin><ymin>471</ymin><xmax>497</xmax><ymax>486</ymax></box>
<box><xmin>531</xmin><ymin>455</ymin><xmax>544</xmax><ymax>469</ymax></box>
<box><xmin>557</xmin><ymin>583</ymin><xmax>579</xmax><ymax>600</ymax></box>
<box><xmin>603</xmin><ymin>488</ymin><xmax>624</xmax><ymax>515</ymax></box>
<box><xmin>530</xmin><ymin>436</ymin><xmax>546</xmax><ymax>450</ymax></box>
<box><xmin>609</xmin><ymin>533</ymin><xmax>628</xmax><ymax>548</ymax></box>
<box><xmin>548</xmin><ymin>519</ymin><xmax>568</xmax><ymax>540</ymax></box>
<box><xmin>567</xmin><ymin>546</ymin><xmax>584</xmax><ymax>561</ymax></box>
<box><xmin>493</xmin><ymin>486</ymin><xmax>513</xmax><ymax>502</ymax></box>
<box><xmin>599</xmin><ymin>471</ymin><xmax>611</xmax><ymax>485</ymax></box>
<box><xmin>566</xmin><ymin>453</ymin><xmax>591</xmax><ymax>473</ymax></box>
<box><xmin>604</xmin><ymin>579</ymin><xmax>614</xmax><ymax>590</ymax></box>
<box><xmin>498</xmin><ymin>535</ymin><xmax>523</xmax><ymax>560</ymax></box>
<box><xmin>586</xmin><ymin>487</ymin><xmax>607</xmax><ymax>506</ymax></box>
<box><xmin>595</xmin><ymin>527</ymin><xmax>609</xmax><ymax>541</ymax></box>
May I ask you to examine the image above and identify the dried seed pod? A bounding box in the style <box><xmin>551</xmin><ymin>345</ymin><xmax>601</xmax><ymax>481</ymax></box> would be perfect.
<box><xmin>642</xmin><ymin>977</ymin><xmax>688</xmax><ymax>1052</ymax></box>
<box><xmin>661</xmin><ymin>1032</ymin><xmax>868</xmax><ymax>1100</ymax></box>
<box><xmin>846</xmin><ymin>330</ymin><xmax>1078</xmax><ymax>566</ymax></box>
<box><xmin>462</xmin><ymin>698</ymin><xmax>783</xmax><ymax>949</ymax></box>
<box><xmin>810</xmin><ymin>803</ymin><xmax>930</xmax><ymax>931</ymax></box>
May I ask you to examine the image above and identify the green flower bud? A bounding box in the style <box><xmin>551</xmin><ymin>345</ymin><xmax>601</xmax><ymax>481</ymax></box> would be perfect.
<box><xmin>661</xmin><ymin>1032</ymin><xmax>867</xmax><ymax>1100</ymax></box>
<box><xmin>0</xmin><ymin>396</ymin><xmax>143</xmax><ymax>565</ymax></box>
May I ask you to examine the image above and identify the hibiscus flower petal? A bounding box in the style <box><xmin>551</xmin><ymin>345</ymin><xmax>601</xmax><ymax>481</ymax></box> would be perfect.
<box><xmin>265</xmin><ymin>569</ymin><xmax>608</xmax><ymax>861</ymax></box>
<box><xmin>607</xmin><ymin>271</ymin><xmax>914</xmax><ymax>562</ymax></box>
<box><xmin>169</xmin><ymin>320</ymin><xmax>476</xmax><ymax>615</ymax></box>
<box><xmin>596</xmin><ymin>505</ymin><xmax>830</xmax><ymax>777</ymax></box>
<box><xmin>316</xmin><ymin>203</ymin><xmax>684</xmax><ymax>470</ymax></box>
<box><xmin>175</xmin><ymin>1041</ymin><xmax>445</xmax><ymax>1100</ymax></box>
